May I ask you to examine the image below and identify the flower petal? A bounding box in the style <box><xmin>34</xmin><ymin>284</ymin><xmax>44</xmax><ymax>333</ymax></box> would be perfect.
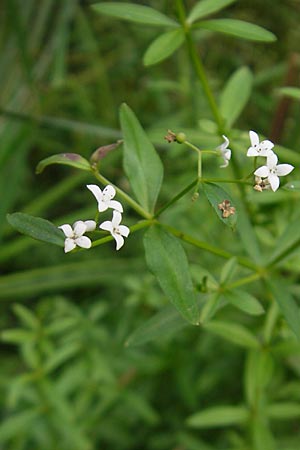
<box><xmin>247</xmin><ymin>147</ymin><xmax>259</xmax><ymax>157</ymax></box>
<box><xmin>73</xmin><ymin>221</ymin><xmax>87</xmax><ymax>237</ymax></box>
<box><xmin>107</xmin><ymin>200</ymin><xmax>123</xmax><ymax>212</ymax></box>
<box><xmin>249</xmin><ymin>130</ymin><xmax>259</xmax><ymax>147</ymax></box>
<box><xmin>254</xmin><ymin>165</ymin><xmax>269</xmax><ymax>178</ymax></box>
<box><xmin>75</xmin><ymin>236</ymin><xmax>92</xmax><ymax>249</ymax></box>
<box><xmin>118</xmin><ymin>225</ymin><xmax>130</xmax><ymax>237</ymax></box>
<box><xmin>260</xmin><ymin>139</ymin><xmax>274</xmax><ymax>152</ymax></box>
<box><xmin>268</xmin><ymin>174</ymin><xmax>280</xmax><ymax>192</ymax></box>
<box><xmin>111</xmin><ymin>210</ymin><xmax>122</xmax><ymax>227</ymax></box>
<box><xmin>64</xmin><ymin>238</ymin><xmax>76</xmax><ymax>253</ymax></box>
<box><xmin>112</xmin><ymin>232</ymin><xmax>124</xmax><ymax>251</ymax></box>
<box><xmin>87</xmin><ymin>184</ymin><xmax>103</xmax><ymax>201</ymax></box>
<box><xmin>58</xmin><ymin>224</ymin><xmax>73</xmax><ymax>238</ymax></box>
<box><xmin>99</xmin><ymin>220</ymin><xmax>113</xmax><ymax>232</ymax></box>
<box><xmin>102</xmin><ymin>185</ymin><xmax>116</xmax><ymax>200</ymax></box>
<box><xmin>84</xmin><ymin>220</ymin><xmax>96</xmax><ymax>232</ymax></box>
<box><xmin>266</xmin><ymin>152</ymin><xmax>278</xmax><ymax>168</ymax></box>
<box><xmin>276</xmin><ymin>164</ymin><xmax>294</xmax><ymax>176</ymax></box>
<box><xmin>98</xmin><ymin>201</ymin><xmax>108</xmax><ymax>212</ymax></box>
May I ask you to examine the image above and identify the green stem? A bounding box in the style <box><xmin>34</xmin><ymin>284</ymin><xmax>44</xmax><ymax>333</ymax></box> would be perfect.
<box><xmin>154</xmin><ymin>178</ymin><xmax>198</xmax><ymax>218</ymax></box>
<box><xmin>160</xmin><ymin>222</ymin><xmax>259</xmax><ymax>271</ymax></box>
<box><xmin>176</xmin><ymin>0</ymin><xmax>224</xmax><ymax>134</ymax></box>
<box><xmin>226</xmin><ymin>273</ymin><xmax>261</xmax><ymax>290</ymax></box>
<box><xmin>91</xmin><ymin>167</ymin><xmax>152</xmax><ymax>220</ymax></box>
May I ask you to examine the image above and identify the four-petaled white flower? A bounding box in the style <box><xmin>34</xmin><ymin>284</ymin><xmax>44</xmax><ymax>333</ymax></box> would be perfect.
<box><xmin>99</xmin><ymin>210</ymin><xmax>130</xmax><ymax>251</ymax></box>
<box><xmin>247</xmin><ymin>130</ymin><xmax>274</xmax><ymax>157</ymax></box>
<box><xmin>254</xmin><ymin>153</ymin><xmax>294</xmax><ymax>192</ymax></box>
<box><xmin>218</xmin><ymin>135</ymin><xmax>231</xmax><ymax>168</ymax></box>
<box><xmin>87</xmin><ymin>184</ymin><xmax>123</xmax><ymax>213</ymax></box>
<box><xmin>59</xmin><ymin>220</ymin><xmax>96</xmax><ymax>253</ymax></box>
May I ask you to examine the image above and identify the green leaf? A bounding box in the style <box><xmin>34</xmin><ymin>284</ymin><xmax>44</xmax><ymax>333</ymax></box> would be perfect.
<box><xmin>224</xmin><ymin>289</ymin><xmax>264</xmax><ymax>316</ymax></box>
<box><xmin>220</xmin><ymin>67</ymin><xmax>253</xmax><ymax>128</ymax></box>
<box><xmin>202</xmin><ymin>182</ymin><xmax>237</xmax><ymax>229</ymax></box>
<box><xmin>234</xmin><ymin>198</ymin><xmax>262</xmax><ymax>263</ymax></box>
<box><xmin>0</xmin><ymin>409</ymin><xmax>40</xmax><ymax>442</ymax></box>
<box><xmin>144</xmin><ymin>29</ymin><xmax>184</xmax><ymax>66</ymax></box>
<box><xmin>198</xmin><ymin>19</ymin><xmax>276</xmax><ymax>42</ymax></box>
<box><xmin>36</xmin><ymin>153</ymin><xmax>91</xmax><ymax>174</ymax></box>
<box><xmin>188</xmin><ymin>0</ymin><xmax>236</xmax><ymax>23</ymax></box>
<box><xmin>7</xmin><ymin>213</ymin><xmax>65</xmax><ymax>247</ymax></box>
<box><xmin>91</xmin><ymin>2</ymin><xmax>178</xmax><ymax>28</ymax></box>
<box><xmin>267</xmin><ymin>402</ymin><xmax>300</xmax><ymax>420</ymax></box>
<box><xmin>220</xmin><ymin>257</ymin><xmax>237</xmax><ymax>285</ymax></box>
<box><xmin>283</xmin><ymin>180</ymin><xmax>300</xmax><ymax>191</ymax></box>
<box><xmin>277</xmin><ymin>87</ymin><xmax>300</xmax><ymax>101</ymax></box>
<box><xmin>187</xmin><ymin>405</ymin><xmax>249</xmax><ymax>428</ymax></box>
<box><xmin>143</xmin><ymin>226</ymin><xmax>200</xmax><ymax>324</ymax></box>
<box><xmin>268</xmin><ymin>215</ymin><xmax>300</xmax><ymax>265</ymax></box>
<box><xmin>204</xmin><ymin>320</ymin><xmax>259</xmax><ymax>348</ymax></box>
<box><xmin>120</xmin><ymin>103</ymin><xmax>163</xmax><ymax>214</ymax></box>
<box><xmin>125</xmin><ymin>305</ymin><xmax>187</xmax><ymax>347</ymax></box>
<box><xmin>268</xmin><ymin>281</ymin><xmax>300</xmax><ymax>341</ymax></box>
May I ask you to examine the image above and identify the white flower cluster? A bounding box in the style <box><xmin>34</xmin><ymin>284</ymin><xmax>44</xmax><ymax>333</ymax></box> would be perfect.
<box><xmin>247</xmin><ymin>130</ymin><xmax>294</xmax><ymax>192</ymax></box>
<box><xmin>59</xmin><ymin>185</ymin><xmax>130</xmax><ymax>253</ymax></box>
<box><xmin>217</xmin><ymin>131</ymin><xmax>294</xmax><ymax>192</ymax></box>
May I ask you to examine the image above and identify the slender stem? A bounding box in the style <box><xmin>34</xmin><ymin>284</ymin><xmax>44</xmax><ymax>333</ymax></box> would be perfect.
<box><xmin>154</xmin><ymin>178</ymin><xmax>198</xmax><ymax>218</ymax></box>
<box><xmin>91</xmin><ymin>167</ymin><xmax>152</xmax><ymax>219</ymax></box>
<box><xmin>176</xmin><ymin>0</ymin><xmax>224</xmax><ymax>134</ymax></box>
<box><xmin>160</xmin><ymin>222</ymin><xmax>259</xmax><ymax>271</ymax></box>
<box><xmin>226</xmin><ymin>273</ymin><xmax>262</xmax><ymax>290</ymax></box>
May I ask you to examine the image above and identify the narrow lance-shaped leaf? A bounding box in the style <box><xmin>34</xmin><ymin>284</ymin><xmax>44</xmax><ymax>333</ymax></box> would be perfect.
<box><xmin>204</xmin><ymin>320</ymin><xmax>259</xmax><ymax>348</ymax></box>
<box><xmin>187</xmin><ymin>405</ymin><xmax>249</xmax><ymax>428</ymax></box>
<box><xmin>268</xmin><ymin>280</ymin><xmax>300</xmax><ymax>341</ymax></box>
<box><xmin>7</xmin><ymin>213</ymin><xmax>65</xmax><ymax>247</ymax></box>
<box><xmin>143</xmin><ymin>226</ymin><xmax>200</xmax><ymax>324</ymax></box>
<box><xmin>144</xmin><ymin>28</ymin><xmax>184</xmax><ymax>66</ymax></box>
<box><xmin>36</xmin><ymin>153</ymin><xmax>91</xmax><ymax>174</ymax></box>
<box><xmin>224</xmin><ymin>289</ymin><xmax>265</xmax><ymax>316</ymax></box>
<box><xmin>197</xmin><ymin>19</ymin><xmax>276</xmax><ymax>42</ymax></box>
<box><xmin>125</xmin><ymin>305</ymin><xmax>187</xmax><ymax>347</ymax></box>
<box><xmin>91</xmin><ymin>2</ymin><xmax>178</xmax><ymax>28</ymax></box>
<box><xmin>277</xmin><ymin>87</ymin><xmax>300</xmax><ymax>101</ymax></box>
<box><xmin>188</xmin><ymin>0</ymin><xmax>236</xmax><ymax>24</ymax></box>
<box><xmin>120</xmin><ymin>103</ymin><xmax>163</xmax><ymax>214</ymax></box>
<box><xmin>220</xmin><ymin>67</ymin><xmax>253</xmax><ymax>128</ymax></box>
<box><xmin>268</xmin><ymin>215</ymin><xmax>300</xmax><ymax>265</ymax></box>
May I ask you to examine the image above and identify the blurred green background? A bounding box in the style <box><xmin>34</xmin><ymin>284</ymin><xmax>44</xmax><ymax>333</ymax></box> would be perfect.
<box><xmin>1</xmin><ymin>1</ymin><xmax>300</xmax><ymax>449</ymax></box>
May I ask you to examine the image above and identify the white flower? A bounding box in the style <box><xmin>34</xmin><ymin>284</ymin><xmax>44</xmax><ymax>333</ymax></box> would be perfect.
<box><xmin>59</xmin><ymin>220</ymin><xmax>96</xmax><ymax>253</ymax></box>
<box><xmin>247</xmin><ymin>130</ymin><xmax>274</xmax><ymax>157</ymax></box>
<box><xmin>254</xmin><ymin>153</ymin><xmax>294</xmax><ymax>192</ymax></box>
<box><xmin>87</xmin><ymin>184</ymin><xmax>123</xmax><ymax>213</ymax></box>
<box><xmin>218</xmin><ymin>135</ymin><xmax>231</xmax><ymax>168</ymax></box>
<box><xmin>99</xmin><ymin>211</ymin><xmax>130</xmax><ymax>250</ymax></box>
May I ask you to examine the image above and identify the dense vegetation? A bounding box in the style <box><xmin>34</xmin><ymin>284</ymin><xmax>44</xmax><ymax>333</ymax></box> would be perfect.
<box><xmin>1</xmin><ymin>1</ymin><xmax>300</xmax><ymax>449</ymax></box>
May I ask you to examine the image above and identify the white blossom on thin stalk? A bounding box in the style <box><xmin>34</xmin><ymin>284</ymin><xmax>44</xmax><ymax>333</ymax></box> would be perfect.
<box><xmin>87</xmin><ymin>184</ymin><xmax>123</xmax><ymax>213</ymax></box>
<box><xmin>254</xmin><ymin>153</ymin><xmax>294</xmax><ymax>192</ymax></box>
<box><xmin>217</xmin><ymin>135</ymin><xmax>231</xmax><ymax>168</ymax></box>
<box><xmin>59</xmin><ymin>220</ymin><xmax>96</xmax><ymax>253</ymax></box>
<box><xmin>99</xmin><ymin>211</ymin><xmax>130</xmax><ymax>251</ymax></box>
<box><xmin>247</xmin><ymin>130</ymin><xmax>274</xmax><ymax>157</ymax></box>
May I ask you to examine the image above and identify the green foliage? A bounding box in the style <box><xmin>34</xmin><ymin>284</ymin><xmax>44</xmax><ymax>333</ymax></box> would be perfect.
<box><xmin>143</xmin><ymin>226</ymin><xmax>200</xmax><ymax>324</ymax></box>
<box><xmin>197</xmin><ymin>19</ymin><xmax>277</xmax><ymax>42</ymax></box>
<box><xmin>7</xmin><ymin>213</ymin><xmax>65</xmax><ymax>247</ymax></box>
<box><xmin>143</xmin><ymin>29</ymin><xmax>185</xmax><ymax>66</ymax></box>
<box><xmin>120</xmin><ymin>103</ymin><xmax>164</xmax><ymax>214</ymax></box>
<box><xmin>2</xmin><ymin>0</ymin><xmax>300</xmax><ymax>449</ymax></box>
<box><xmin>36</xmin><ymin>153</ymin><xmax>91</xmax><ymax>174</ymax></box>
